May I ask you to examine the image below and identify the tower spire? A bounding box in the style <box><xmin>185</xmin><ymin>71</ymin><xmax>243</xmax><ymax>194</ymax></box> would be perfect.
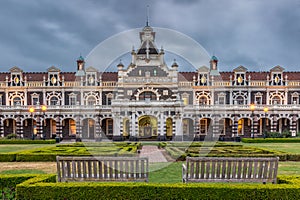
<box><xmin>146</xmin><ymin>5</ymin><xmax>150</xmax><ymax>26</ymax></box>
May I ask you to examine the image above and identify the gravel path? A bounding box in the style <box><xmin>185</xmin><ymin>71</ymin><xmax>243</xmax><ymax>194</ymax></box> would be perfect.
<box><xmin>139</xmin><ymin>145</ymin><xmax>168</xmax><ymax>163</ymax></box>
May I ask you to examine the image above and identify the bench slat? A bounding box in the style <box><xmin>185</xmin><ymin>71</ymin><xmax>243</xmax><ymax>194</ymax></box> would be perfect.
<box><xmin>205</xmin><ymin>161</ymin><xmax>210</xmax><ymax>179</ymax></box>
<box><xmin>221</xmin><ymin>160</ymin><xmax>226</xmax><ymax>179</ymax></box>
<box><xmin>211</xmin><ymin>160</ymin><xmax>216</xmax><ymax>179</ymax></box>
<box><xmin>57</xmin><ymin>156</ymin><xmax>148</xmax><ymax>182</ymax></box>
<box><xmin>183</xmin><ymin>157</ymin><xmax>278</xmax><ymax>184</ymax></box>
<box><xmin>227</xmin><ymin>160</ymin><xmax>231</xmax><ymax>179</ymax></box>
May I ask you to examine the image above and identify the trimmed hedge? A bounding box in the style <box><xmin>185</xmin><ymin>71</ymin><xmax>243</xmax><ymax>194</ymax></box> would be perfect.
<box><xmin>0</xmin><ymin>153</ymin><xmax>16</xmax><ymax>162</ymax></box>
<box><xmin>15</xmin><ymin>175</ymin><xmax>300</xmax><ymax>200</ymax></box>
<box><xmin>242</xmin><ymin>138</ymin><xmax>300</xmax><ymax>143</ymax></box>
<box><xmin>0</xmin><ymin>174</ymin><xmax>37</xmax><ymax>187</ymax></box>
<box><xmin>0</xmin><ymin>142</ymin><xmax>141</xmax><ymax>162</ymax></box>
<box><xmin>0</xmin><ymin>139</ymin><xmax>56</xmax><ymax>144</ymax></box>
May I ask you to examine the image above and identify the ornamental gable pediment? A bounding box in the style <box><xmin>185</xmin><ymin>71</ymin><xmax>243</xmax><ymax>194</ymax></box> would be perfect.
<box><xmin>198</xmin><ymin>66</ymin><xmax>209</xmax><ymax>72</ymax></box>
<box><xmin>270</xmin><ymin>65</ymin><xmax>284</xmax><ymax>72</ymax></box>
<box><xmin>47</xmin><ymin>66</ymin><xmax>60</xmax><ymax>72</ymax></box>
<box><xmin>233</xmin><ymin>66</ymin><xmax>247</xmax><ymax>72</ymax></box>
<box><xmin>86</xmin><ymin>66</ymin><xmax>98</xmax><ymax>72</ymax></box>
<box><xmin>9</xmin><ymin>66</ymin><xmax>23</xmax><ymax>73</ymax></box>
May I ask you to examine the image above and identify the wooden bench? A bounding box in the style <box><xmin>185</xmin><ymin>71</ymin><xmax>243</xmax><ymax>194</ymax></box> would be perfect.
<box><xmin>56</xmin><ymin>156</ymin><xmax>149</xmax><ymax>182</ymax></box>
<box><xmin>182</xmin><ymin>157</ymin><xmax>279</xmax><ymax>183</ymax></box>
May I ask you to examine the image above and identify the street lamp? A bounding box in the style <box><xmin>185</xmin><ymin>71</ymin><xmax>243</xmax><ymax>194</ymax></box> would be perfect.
<box><xmin>263</xmin><ymin>107</ymin><xmax>268</xmax><ymax>139</ymax></box>
<box><xmin>41</xmin><ymin>105</ymin><xmax>47</xmax><ymax>140</ymax></box>
<box><xmin>250</xmin><ymin>103</ymin><xmax>255</xmax><ymax>139</ymax></box>
<box><xmin>29</xmin><ymin>107</ymin><xmax>35</xmax><ymax>140</ymax></box>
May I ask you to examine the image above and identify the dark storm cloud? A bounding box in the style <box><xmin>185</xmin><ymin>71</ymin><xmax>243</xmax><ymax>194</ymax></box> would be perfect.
<box><xmin>0</xmin><ymin>0</ymin><xmax>299</xmax><ymax>72</ymax></box>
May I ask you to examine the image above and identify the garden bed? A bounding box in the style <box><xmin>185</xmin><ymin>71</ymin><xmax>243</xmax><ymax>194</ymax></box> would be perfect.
<box><xmin>0</xmin><ymin>142</ymin><xmax>141</xmax><ymax>162</ymax></box>
<box><xmin>160</xmin><ymin>142</ymin><xmax>300</xmax><ymax>161</ymax></box>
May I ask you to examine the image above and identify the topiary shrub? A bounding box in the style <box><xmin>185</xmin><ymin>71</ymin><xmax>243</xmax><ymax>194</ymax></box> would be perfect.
<box><xmin>5</xmin><ymin>134</ymin><xmax>17</xmax><ymax>139</ymax></box>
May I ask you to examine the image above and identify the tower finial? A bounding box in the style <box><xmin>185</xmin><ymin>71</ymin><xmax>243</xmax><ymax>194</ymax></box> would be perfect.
<box><xmin>146</xmin><ymin>5</ymin><xmax>150</xmax><ymax>26</ymax></box>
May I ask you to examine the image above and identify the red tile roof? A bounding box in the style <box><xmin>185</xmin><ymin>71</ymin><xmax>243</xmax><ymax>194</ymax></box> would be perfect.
<box><xmin>0</xmin><ymin>70</ymin><xmax>299</xmax><ymax>82</ymax></box>
<box><xmin>179</xmin><ymin>72</ymin><xmax>197</xmax><ymax>81</ymax></box>
<box><xmin>101</xmin><ymin>72</ymin><xmax>118</xmax><ymax>81</ymax></box>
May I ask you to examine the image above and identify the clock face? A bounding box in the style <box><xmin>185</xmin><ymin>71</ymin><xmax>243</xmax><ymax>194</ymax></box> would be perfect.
<box><xmin>201</xmin><ymin>76</ymin><xmax>206</xmax><ymax>84</ymax></box>
<box><xmin>51</xmin><ymin>77</ymin><xmax>57</xmax><ymax>84</ymax></box>
<box><xmin>237</xmin><ymin>76</ymin><xmax>243</xmax><ymax>84</ymax></box>
<box><xmin>14</xmin><ymin>76</ymin><xmax>20</xmax><ymax>84</ymax></box>
<box><xmin>89</xmin><ymin>76</ymin><xmax>94</xmax><ymax>84</ymax></box>
<box><xmin>274</xmin><ymin>76</ymin><xmax>280</xmax><ymax>83</ymax></box>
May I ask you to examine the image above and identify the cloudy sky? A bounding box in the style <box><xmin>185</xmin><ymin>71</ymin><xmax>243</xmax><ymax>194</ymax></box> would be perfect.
<box><xmin>0</xmin><ymin>0</ymin><xmax>299</xmax><ymax>72</ymax></box>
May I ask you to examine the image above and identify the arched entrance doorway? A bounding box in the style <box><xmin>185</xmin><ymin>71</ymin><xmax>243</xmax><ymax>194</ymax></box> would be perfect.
<box><xmin>166</xmin><ymin>118</ymin><xmax>173</xmax><ymax>139</ymax></box>
<box><xmin>277</xmin><ymin>118</ymin><xmax>290</xmax><ymax>134</ymax></box>
<box><xmin>22</xmin><ymin>118</ymin><xmax>37</xmax><ymax>139</ymax></box>
<box><xmin>182</xmin><ymin>118</ymin><xmax>194</xmax><ymax>140</ymax></box>
<box><xmin>4</xmin><ymin>119</ymin><xmax>17</xmax><ymax>137</ymax></box>
<box><xmin>219</xmin><ymin>118</ymin><xmax>233</xmax><ymax>138</ymax></box>
<box><xmin>61</xmin><ymin>118</ymin><xmax>76</xmax><ymax>139</ymax></box>
<box><xmin>101</xmin><ymin>118</ymin><xmax>113</xmax><ymax>139</ymax></box>
<box><xmin>237</xmin><ymin>118</ymin><xmax>251</xmax><ymax>137</ymax></box>
<box><xmin>82</xmin><ymin>118</ymin><xmax>96</xmax><ymax>139</ymax></box>
<box><xmin>43</xmin><ymin>118</ymin><xmax>56</xmax><ymax>139</ymax></box>
<box><xmin>138</xmin><ymin>116</ymin><xmax>157</xmax><ymax>138</ymax></box>
<box><xmin>123</xmin><ymin>118</ymin><xmax>130</xmax><ymax>139</ymax></box>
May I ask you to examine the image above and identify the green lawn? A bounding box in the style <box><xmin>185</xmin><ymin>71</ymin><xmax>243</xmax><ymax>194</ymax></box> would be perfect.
<box><xmin>242</xmin><ymin>143</ymin><xmax>300</xmax><ymax>154</ymax></box>
<box><xmin>0</xmin><ymin>144</ymin><xmax>55</xmax><ymax>153</ymax></box>
<box><xmin>0</xmin><ymin>169</ymin><xmax>46</xmax><ymax>174</ymax></box>
<box><xmin>148</xmin><ymin>161</ymin><xmax>300</xmax><ymax>183</ymax></box>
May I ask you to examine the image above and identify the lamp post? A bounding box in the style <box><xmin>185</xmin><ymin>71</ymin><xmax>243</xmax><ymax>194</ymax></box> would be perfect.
<box><xmin>263</xmin><ymin>107</ymin><xmax>268</xmax><ymax>139</ymax></box>
<box><xmin>29</xmin><ymin>107</ymin><xmax>35</xmax><ymax>140</ymax></box>
<box><xmin>41</xmin><ymin>105</ymin><xmax>47</xmax><ymax>140</ymax></box>
<box><xmin>250</xmin><ymin>103</ymin><xmax>255</xmax><ymax>139</ymax></box>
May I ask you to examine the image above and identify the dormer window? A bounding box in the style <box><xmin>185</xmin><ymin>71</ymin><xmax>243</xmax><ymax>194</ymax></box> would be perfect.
<box><xmin>85</xmin><ymin>67</ymin><xmax>98</xmax><ymax>86</ymax></box>
<box><xmin>86</xmin><ymin>74</ymin><xmax>96</xmax><ymax>86</ymax></box>
<box><xmin>197</xmin><ymin>66</ymin><xmax>209</xmax><ymax>86</ymax></box>
<box><xmin>199</xmin><ymin>74</ymin><xmax>208</xmax><ymax>86</ymax></box>
<box><xmin>235</xmin><ymin>73</ymin><xmax>245</xmax><ymax>85</ymax></box>
<box><xmin>9</xmin><ymin>66</ymin><xmax>23</xmax><ymax>87</ymax></box>
<box><xmin>233</xmin><ymin>66</ymin><xmax>247</xmax><ymax>86</ymax></box>
<box><xmin>47</xmin><ymin>66</ymin><xmax>60</xmax><ymax>86</ymax></box>
<box><xmin>272</xmin><ymin>73</ymin><xmax>282</xmax><ymax>85</ymax></box>
<box><xmin>13</xmin><ymin>76</ymin><xmax>20</xmax><ymax>85</ymax></box>
<box><xmin>51</xmin><ymin>76</ymin><xmax>57</xmax><ymax>84</ymax></box>
<box><xmin>270</xmin><ymin>65</ymin><xmax>284</xmax><ymax>86</ymax></box>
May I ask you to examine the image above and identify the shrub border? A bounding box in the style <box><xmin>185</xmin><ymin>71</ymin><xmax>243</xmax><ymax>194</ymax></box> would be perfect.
<box><xmin>14</xmin><ymin>175</ymin><xmax>300</xmax><ymax>200</ymax></box>
<box><xmin>0</xmin><ymin>139</ymin><xmax>56</xmax><ymax>144</ymax></box>
<box><xmin>242</xmin><ymin>138</ymin><xmax>300</xmax><ymax>143</ymax></box>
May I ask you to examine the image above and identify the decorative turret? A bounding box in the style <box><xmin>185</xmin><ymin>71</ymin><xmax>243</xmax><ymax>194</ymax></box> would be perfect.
<box><xmin>75</xmin><ymin>55</ymin><xmax>85</xmax><ymax>77</ymax></box>
<box><xmin>77</xmin><ymin>55</ymin><xmax>85</xmax><ymax>71</ymax></box>
<box><xmin>172</xmin><ymin>59</ymin><xmax>178</xmax><ymax>71</ymax></box>
<box><xmin>117</xmin><ymin>60</ymin><xmax>124</xmax><ymax>71</ymax></box>
<box><xmin>210</xmin><ymin>55</ymin><xmax>218</xmax><ymax>70</ymax></box>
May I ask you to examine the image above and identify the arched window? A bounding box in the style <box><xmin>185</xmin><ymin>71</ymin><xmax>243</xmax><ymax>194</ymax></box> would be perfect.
<box><xmin>50</xmin><ymin>96</ymin><xmax>59</xmax><ymax>105</ymax></box>
<box><xmin>87</xmin><ymin>96</ymin><xmax>96</xmax><ymax>106</ymax></box>
<box><xmin>13</xmin><ymin>97</ymin><xmax>22</xmax><ymax>106</ymax></box>
<box><xmin>236</xmin><ymin>96</ymin><xmax>245</xmax><ymax>105</ymax></box>
<box><xmin>139</xmin><ymin>91</ymin><xmax>156</xmax><ymax>100</ymax></box>
<box><xmin>199</xmin><ymin>96</ymin><xmax>208</xmax><ymax>105</ymax></box>
<box><xmin>272</xmin><ymin>96</ymin><xmax>281</xmax><ymax>105</ymax></box>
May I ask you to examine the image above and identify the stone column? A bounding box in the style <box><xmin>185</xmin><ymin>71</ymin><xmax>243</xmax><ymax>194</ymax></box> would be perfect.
<box><xmin>271</xmin><ymin>115</ymin><xmax>277</xmax><ymax>133</ymax></box>
<box><xmin>232</xmin><ymin>115</ymin><xmax>238</xmax><ymax>137</ymax></box>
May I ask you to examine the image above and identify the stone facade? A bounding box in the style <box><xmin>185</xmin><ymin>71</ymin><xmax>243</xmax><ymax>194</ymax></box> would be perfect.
<box><xmin>0</xmin><ymin>25</ymin><xmax>299</xmax><ymax>141</ymax></box>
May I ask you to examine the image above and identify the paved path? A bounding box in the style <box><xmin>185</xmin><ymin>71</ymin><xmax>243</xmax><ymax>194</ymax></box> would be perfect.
<box><xmin>139</xmin><ymin>145</ymin><xmax>168</xmax><ymax>163</ymax></box>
